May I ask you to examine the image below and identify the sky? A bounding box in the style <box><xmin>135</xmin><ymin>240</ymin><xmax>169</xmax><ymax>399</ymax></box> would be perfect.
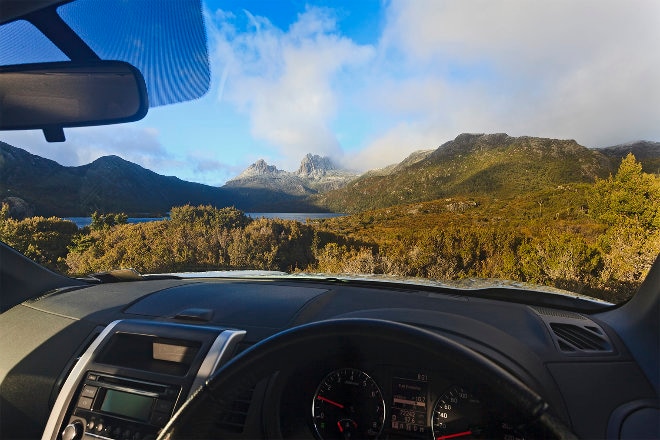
<box><xmin>1</xmin><ymin>0</ymin><xmax>659</xmax><ymax>186</ymax></box>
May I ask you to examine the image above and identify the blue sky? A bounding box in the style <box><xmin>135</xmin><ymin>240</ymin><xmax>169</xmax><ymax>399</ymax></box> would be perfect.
<box><xmin>2</xmin><ymin>0</ymin><xmax>659</xmax><ymax>186</ymax></box>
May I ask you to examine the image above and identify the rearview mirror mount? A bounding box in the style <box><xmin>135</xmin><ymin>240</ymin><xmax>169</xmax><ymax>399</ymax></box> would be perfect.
<box><xmin>0</xmin><ymin>60</ymin><xmax>148</xmax><ymax>142</ymax></box>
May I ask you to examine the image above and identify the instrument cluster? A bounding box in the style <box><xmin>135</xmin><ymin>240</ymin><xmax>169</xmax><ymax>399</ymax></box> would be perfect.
<box><xmin>279</xmin><ymin>363</ymin><xmax>539</xmax><ymax>439</ymax></box>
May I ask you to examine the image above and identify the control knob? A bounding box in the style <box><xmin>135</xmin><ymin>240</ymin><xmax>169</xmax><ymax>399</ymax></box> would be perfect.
<box><xmin>61</xmin><ymin>421</ymin><xmax>84</xmax><ymax>440</ymax></box>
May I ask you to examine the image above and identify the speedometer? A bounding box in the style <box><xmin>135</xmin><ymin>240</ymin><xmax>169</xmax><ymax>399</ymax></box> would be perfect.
<box><xmin>432</xmin><ymin>386</ymin><xmax>483</xmax><ymax>439</ymax></box>
<box><xmin>432</xmin><ymin>386</ymin><xmax>527</xmax><ymax>440</ymax></box>
<box><xmin>312</xmin><ymin>368</ymin><xmax>385</xmax><ymax>439</ymax></box>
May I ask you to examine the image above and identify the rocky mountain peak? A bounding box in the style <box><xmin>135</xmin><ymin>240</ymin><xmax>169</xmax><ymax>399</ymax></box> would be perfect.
<box><xmin>235</xmin><ymin>159</ymin><xmax>281</xmax><ymax>179</ymax></box>
<box><xmin>297</xmin><ymin>154</ymin><xmax>336</xmax><ymax>178</ymax></box>
<box><xmin>252</xmin><ymin>159</ymin><xmax>277</xmax><ymax>173</ymax></box>
<box><xmin>224</xmin><ymin>153</ymin><xmax>359</xmax><ymax>195</ymax></box>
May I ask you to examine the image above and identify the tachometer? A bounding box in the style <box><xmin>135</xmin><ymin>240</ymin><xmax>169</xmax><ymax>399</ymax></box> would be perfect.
<box><xmin>312</xmin><ymin>368</ymin><xmax>385</xmax><ymax>439</ymax></box>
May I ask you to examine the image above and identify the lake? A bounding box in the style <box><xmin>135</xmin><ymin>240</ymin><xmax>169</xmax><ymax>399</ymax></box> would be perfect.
<box><xmin>64</xmin><ymin>213</ymin><xmax>346</xmax><ymax>228</ymax></box>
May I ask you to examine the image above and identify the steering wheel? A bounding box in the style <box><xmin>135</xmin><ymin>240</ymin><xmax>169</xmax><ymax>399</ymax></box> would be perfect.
<box><xmin>158</xmin><ymin>318</ymin><xmax>576</xmax><ymax>439</ymax></box>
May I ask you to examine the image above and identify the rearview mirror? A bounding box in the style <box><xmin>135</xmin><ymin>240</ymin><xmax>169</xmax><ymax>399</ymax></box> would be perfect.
<box><xmin>0</xmin><ymin>60</ymin><xmax>148</xmax><ymax>142</ymax></box>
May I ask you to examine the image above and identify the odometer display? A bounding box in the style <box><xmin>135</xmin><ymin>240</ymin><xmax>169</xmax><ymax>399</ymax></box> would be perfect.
<box><xmin>391</xmin><ymin>375</ymin><xmax>428</xmax><ymax>435</ymax></box>
<box><xmin>312</xmin><ymin>368</ymin><xmax>385</xmax><ymax>439</ymax></box>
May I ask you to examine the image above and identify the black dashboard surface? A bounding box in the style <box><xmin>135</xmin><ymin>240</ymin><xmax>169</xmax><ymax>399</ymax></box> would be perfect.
<box><xmin>0</xmin><ymin>277</ymin><xmax>657</xmax><ymax>439</ymax></box>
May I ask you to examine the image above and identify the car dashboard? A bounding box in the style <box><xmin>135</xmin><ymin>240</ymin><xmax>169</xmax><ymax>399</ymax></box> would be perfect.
<box><xmin>0</xmin><ymin>277</ymin><xmax>657</xmax><ymax>440</ymax></box>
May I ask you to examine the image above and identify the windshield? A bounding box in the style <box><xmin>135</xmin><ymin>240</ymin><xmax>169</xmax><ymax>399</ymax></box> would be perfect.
<box><xmin>0</xmin><ymin>0</ymin><xmax>658</xmax><ymax>306</ymax></box>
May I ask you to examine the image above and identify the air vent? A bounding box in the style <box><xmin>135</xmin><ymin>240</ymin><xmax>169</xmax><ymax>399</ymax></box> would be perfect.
<box><xmin>214</xmin><ymin>384</ymin><xmax>255</xmax><ymax>433</ymax></box>
<box><xmin>529</xmin><ymin>306</ymin><xmax>615</xmax><ymax>355</ymax></box>
<box><xmin>530</xmin><ymin>306</ymin><xmax>586</xmax><ymax>320</ymax></box>
<box><xmin>549</xmin><ymin>323</ymin><xmax>613</xmax><ymax>353</ymax></box>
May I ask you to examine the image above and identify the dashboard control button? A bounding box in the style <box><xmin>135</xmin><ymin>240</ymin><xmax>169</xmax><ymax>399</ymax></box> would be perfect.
<box><xmin>76</xmin><ymin>396</ymin><xmax>93</xmax><ymax>410</ymax></box>
<box><xmin>81</xmin><ymin>385</ymin><xmax>98</xmax><ymax>398</ymax></box>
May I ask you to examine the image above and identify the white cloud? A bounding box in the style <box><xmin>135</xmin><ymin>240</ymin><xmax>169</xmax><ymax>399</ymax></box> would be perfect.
<box><xmin>366</xmin><ymin>0</ymin><xmax>660</xmax><ymax>152</ymax></box>
<box><xmin>0</xmin><ymin>125</ymin><xmax>167</xmax><ymax>165</ymax></box>
<box><xmin>7</xmin><ymin>1</ymin><xmax>656</xmax><ymax>183</ymax></box>
<box><xmin>208</xmin><ymin>6</ymin><xmax>374</xmax><ymax>170</ymax></box>
<box><xmin>203</xmin><ymin>0</ymin><xmax>660</xmax><ymax>172</ymax></box>
<box><xmin>186</xmin><ymin>150</ymin><xmax>245</xmax><ymax>185</ymax></box>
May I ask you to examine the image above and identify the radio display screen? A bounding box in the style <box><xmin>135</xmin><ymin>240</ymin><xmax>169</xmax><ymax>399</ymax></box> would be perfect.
<box><xmin>100</xmin><ymin>389</ymin><xmax>154</xmax><ymax>422</ymax></box>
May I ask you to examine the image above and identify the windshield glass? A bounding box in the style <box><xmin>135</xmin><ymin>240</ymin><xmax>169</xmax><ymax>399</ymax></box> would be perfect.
<box><xmin>0</xmin><ymin>0</ymin><xmax>658</xmax><ymax>306</ymax></box>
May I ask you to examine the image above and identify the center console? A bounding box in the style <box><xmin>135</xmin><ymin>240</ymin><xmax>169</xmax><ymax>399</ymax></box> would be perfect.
<box><xmin>42</xmin><ymin>320</ymin><xmax>245</xmax><ymax>440</ymax></box>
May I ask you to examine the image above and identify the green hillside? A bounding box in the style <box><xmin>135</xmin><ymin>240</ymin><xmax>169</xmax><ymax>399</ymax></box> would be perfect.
<box><xmin>313</xmin><ymin>133</ymin><xmax>615</xmax><ymax>213</ymax></box>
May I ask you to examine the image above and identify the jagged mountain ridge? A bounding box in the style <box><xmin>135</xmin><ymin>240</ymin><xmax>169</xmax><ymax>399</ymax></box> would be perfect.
<box><xmin>224</xmin><ymin>153</ymin><xmax>359</xmax><ymax>195</ymax></box>
<box><xmin>311</xmin><ymin>133</ymin><xmax>630</xmax><ymax>213</ymax></box>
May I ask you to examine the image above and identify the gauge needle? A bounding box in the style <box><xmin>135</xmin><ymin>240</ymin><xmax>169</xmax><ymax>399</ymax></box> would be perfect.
<box><xmin>436</xmin><ymin>430</ymin><xmax>473</xmax><ymax>440</ymax></box>
<box><xmin>317</xmin><ymin>395</ymin><xmax>345</xmax><ymax>409</ymax></box>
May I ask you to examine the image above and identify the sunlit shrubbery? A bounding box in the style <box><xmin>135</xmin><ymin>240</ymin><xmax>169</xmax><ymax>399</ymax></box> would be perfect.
<box><xmin>0</xmin><ymin>204</ymin><xmax>78</xmax><ymax>272</ymax></box>
<box><xmin>3</xmin><ymin>155</ymin><xmax>658</xmax><ymax>303</ymax></box>
<box><xmin>65</xmin><ymin>205</ymin><xmax>354</xmax><ymax>275</ymax></box>
<box><xmin>312</xmin><ymin>155</ymin><xmax>659</xmax><ymax>302</ymax></box>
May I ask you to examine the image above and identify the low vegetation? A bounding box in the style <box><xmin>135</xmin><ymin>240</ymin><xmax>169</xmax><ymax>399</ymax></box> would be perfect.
<box><xmin>1</xmin><ymin>155</ymin><xmax>658</xmax><ymax>303</ymax></box>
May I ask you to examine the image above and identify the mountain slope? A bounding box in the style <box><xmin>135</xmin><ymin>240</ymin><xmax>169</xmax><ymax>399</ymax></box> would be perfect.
<box><xmin>599</xmin><ymin>141</ymin><xmax>660</xmax><ymax>174</ymax></box>
<box><xmin>0</xmin><ymin>142</ymin><xmax>237</xmax><ymax>216</ymax></box>
<box><xmin>312</xmin><ymin>133</ymin><xmax>616</xmax><ymax>213</ymax></box>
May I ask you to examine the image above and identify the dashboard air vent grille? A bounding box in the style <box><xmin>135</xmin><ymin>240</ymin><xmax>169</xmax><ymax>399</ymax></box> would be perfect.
<box><xmin>214</xmin><ymin>384</ymin><xmax>255</xmax><ymax>433</ymax></box>
<box><xmin>530</xmin><ymin>306</ymin><xmax>586</xmax><ymax>320</ymax></box>
<box><xmin>549</xmin><ymin>323</ymin><xmax>612</xmax><ymax>353</ymax></box>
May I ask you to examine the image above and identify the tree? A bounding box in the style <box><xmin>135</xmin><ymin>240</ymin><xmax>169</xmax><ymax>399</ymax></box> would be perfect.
<box><xmin>90</xmin><ymin>211</ymin><xmax>129</xmax><ymax>230</ymax></box>
<box><xmin>589</xmin><ymin>154</ymin><xmax>660</xmax><ymax>230</ymax></box>
<box><xmin>589</xmin><ymin>154</ymin><xmax>660</xmax><ymax>299</ymax></box>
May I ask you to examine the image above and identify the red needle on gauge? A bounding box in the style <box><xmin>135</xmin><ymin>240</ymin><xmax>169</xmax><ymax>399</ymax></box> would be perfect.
<box><xmin>436</xmin><ymin>430</ymin><xmax>473</xmax><ymax>440</ymax></box>
<box><xmin>317</xmin><ymin>395</ymin><xmax>345</xmax><ymax>409</ymax></box>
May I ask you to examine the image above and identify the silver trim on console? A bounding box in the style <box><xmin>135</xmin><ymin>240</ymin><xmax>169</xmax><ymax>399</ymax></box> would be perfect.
<box><xmin>187</xmin><ymin>329</ymin><xmax>246</xmax><ymax>398</ymax></box>
<box><xmin>42</xmin><ymin>320</ymin><xmax>123</xmax><ymax>440</ymax></box>
<box><xmin>41</xmin><ymin>321</ymin><xmax>246</xmax><ymax>440</ymax></box>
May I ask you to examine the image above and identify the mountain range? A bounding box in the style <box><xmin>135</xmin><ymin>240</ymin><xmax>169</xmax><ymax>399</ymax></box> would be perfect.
<box><xmin>225</xmin><ymin>154</ymin><xmax>358</xmax><ymax>196</ymax></box>
<box><xmin>313</xmin><ymin>133</ymin><xmax>624</xmax><ymax>212</ymax></box>
<box><xmin>0</xmin><ymin>143</ymin><xmax>347</xmax><ymax>217</ymax></box>
<box><xmin>0</xmin><ymin>142</ymin><xmax>238</xmax><ymax>217</ymax></box>
<box><xmin>1</xmin><ymin>135</ymin><xmax>658</xmax><ymax>218</ymax></box>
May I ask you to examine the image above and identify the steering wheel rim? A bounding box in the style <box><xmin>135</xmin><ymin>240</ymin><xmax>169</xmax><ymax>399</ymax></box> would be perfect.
<box><xmin>158</xmin><ymin>318</ymin><xmax>576</xmax><ymax>439</ymax></box>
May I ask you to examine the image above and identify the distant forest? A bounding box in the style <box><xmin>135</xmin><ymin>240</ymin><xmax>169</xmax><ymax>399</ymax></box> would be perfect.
<box><xmin>1</xmin><ymin>154</ymin><xmax>658</xmax><ymax>304</ymax></box>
